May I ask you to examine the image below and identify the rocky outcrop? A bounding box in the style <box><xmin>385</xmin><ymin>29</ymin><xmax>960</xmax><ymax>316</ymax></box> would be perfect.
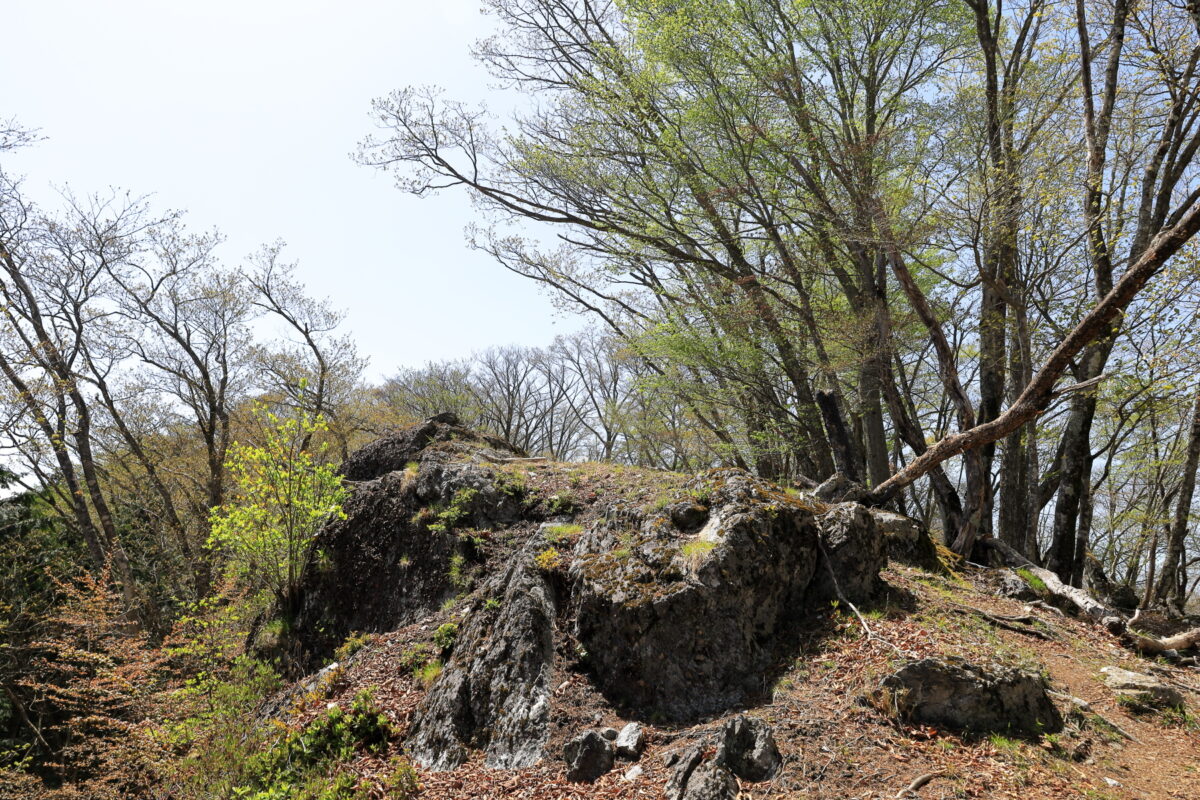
<box><xmin>874</xmin><ymin>658</ymin><xmax>1062</xmax><ymax>736</ymax></box>
<box><xmin>571</xmin><ymin>472</ymin><xmax>824</xmax><ymax>720</ymax></box>
<box><xmin>1100</xmin><ymin>666</ymin><xmax>1185</xmax><ymax>709</ymax></box>
<box><xmin>406</xmin><ymin>553</ymin><xmax>555</xmax><ymax>770</ymax></box>
<box><xmin>338</xmin><ymin>412</ymin><xmax>522</xmax><ymax>481</ymax></box>
<box><xmin>291</xmin><ymin>417</ymin><xmax>528</xmax><ymax>663</ymax></box>
<box><xmin>287</xmin><ymin>420</ymin><xmax>911</xmax><ymax>775</ymax></box>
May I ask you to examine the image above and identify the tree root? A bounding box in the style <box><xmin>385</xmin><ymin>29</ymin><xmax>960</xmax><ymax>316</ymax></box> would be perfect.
<box><xmin>947</xmin><ymin>602</ymin><xmax>1057</xmax><ymax>640</ymax></box>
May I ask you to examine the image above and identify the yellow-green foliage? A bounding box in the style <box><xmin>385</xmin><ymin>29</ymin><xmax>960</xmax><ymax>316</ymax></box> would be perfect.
<box><xmin>1015</xmin><ymin>568</ymin><xmax>1049</xmax><ymax>595</ymax></box>
<box><xmin>151</xmin><ymin>655</ymin><xmax>282</xmax><ymax>800</ymax></box>
<box><xmin>432</xmin><ymin>622</ymin><xmax>459</xmax><ymax>651</ymax></box>
<box><xmin>231</xmin><ymin>689</ymin><xmax>393</xmax><ymax>800</ymax></box>
<box><xmin>382</xmin><ymin>756</ymin><xmax>420</xmax><ymax>799</ymax></box>
<box><xmin>535</xmin><ymin>547</ymin><xmax>564</xmax><ymax>571</ymax></box>
<box><xmin>429</xmin><ymin>488</ymin><xmax>479</xmax><ymax>533</ymax></box>
<box><xmin>208</xmin><ymin>408</ymin><xmax>348</xmax><ymax>606</ymax></box>
<box><xmin>681</xmin><ymin>540</ymin><xmax>716</xmax><ymax>559</ymax></box>
<box><xmin>448</xmin><ymin>553</ymin><xmax>469</xmax><ymax>589</ymax></box>
<box><xmin>545</xmin><ymin>492</ymin><xmax>579</xmax><ymax>514</ymax></box>
<box><xmin>334</xmin><ymin>632</ymin><xmax>374</xmax><ymax>663</ymax></box>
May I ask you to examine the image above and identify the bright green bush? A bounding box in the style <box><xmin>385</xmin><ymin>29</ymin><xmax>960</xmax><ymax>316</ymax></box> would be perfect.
<box><xmin>208</xmin><ymin>408</ymin><xmax>349</xmax><ymax>610</ymax></box>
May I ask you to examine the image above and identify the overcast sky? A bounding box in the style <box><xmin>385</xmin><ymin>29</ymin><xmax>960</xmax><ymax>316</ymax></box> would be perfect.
<box><xmin>1</xmin><ymin>0</ymin><xmax>578</xmax><ymax>379</ymax></box>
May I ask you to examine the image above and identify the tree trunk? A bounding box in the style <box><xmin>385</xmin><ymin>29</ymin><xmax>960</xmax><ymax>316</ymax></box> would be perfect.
<box><xmin>1155</xmin><ymin>389</ymin><xmax>1200</xmax><ymax>609</ymax></box>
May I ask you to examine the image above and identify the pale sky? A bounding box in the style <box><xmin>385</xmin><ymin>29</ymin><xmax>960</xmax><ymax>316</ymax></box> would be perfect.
<box><xmin>1</xmin><ymin>0</ymin><xmax>578</xmax><ymax>380</ymax></box>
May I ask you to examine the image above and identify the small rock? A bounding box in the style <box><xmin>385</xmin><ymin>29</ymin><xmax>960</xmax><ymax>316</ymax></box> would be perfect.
<box><xmin>1100</xmin><ymin>666</ymin><xmax>1184</xmax><ymax>709</ymax></box>
<box><xmin>874</xmin><ymin>657</ymin><xmax>1063</xmax><ymax>735</ymax></box>
<box><xmin>599</xmin><ymin>726</ymin><xmax>619</xmax><ymax>741</ymax></box>
<box><xmin>615</xmin><ymin>722</ymin><xmax>645</xmax><ymax>759</ymax></box>
<box><xmin>563</xmin><ymin>730</ymin><xmax>615</xmax><ymax>782</ymax></box>
<box><xmin>679</xmin><ymin>759</ymin><xmax>738</xmax><ymax>800</ymax></box>
<box><xmin>716</xmin><ymin>715</ymin><xmax>780</xmax><ymax>781</ymax></box>
<box><xmin>622</xmin><ymin>764</ymin><xmax>644</xmax><ymax>782</ymax></box>
<box><xmin>665</xmin><ymin>746</ymin><xmax>704</xmax><ymax>800</ymax></box>
<box><xmin>997</xmin><ymin>569</ymin><xmax>1038</xmax><ymax>601</ymax></box>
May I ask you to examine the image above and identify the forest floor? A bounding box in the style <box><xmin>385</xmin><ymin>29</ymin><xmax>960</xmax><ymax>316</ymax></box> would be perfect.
<box><xmin>280</xmin><ymin>458</ymin><xmax>1200</xmax><ymax>800</ymax></box>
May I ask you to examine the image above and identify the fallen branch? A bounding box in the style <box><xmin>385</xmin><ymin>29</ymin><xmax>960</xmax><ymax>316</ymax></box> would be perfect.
<box><xmin>984</xmin><ymin>538</ymin><xmax>1200</xmax><ymax>656</ymax></box>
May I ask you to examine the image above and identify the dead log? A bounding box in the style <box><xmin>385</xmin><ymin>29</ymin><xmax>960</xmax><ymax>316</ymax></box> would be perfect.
<box><xmin>982</xmin><ymin>538</ymin><xmax>1200</xmax><ymax>656</ymax></box>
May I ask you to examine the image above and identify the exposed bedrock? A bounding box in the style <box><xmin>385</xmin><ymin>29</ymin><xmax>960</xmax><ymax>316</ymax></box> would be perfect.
<box><xmin>571</xmin><ymin>471</ymin><xmax>885</xmax><ymax>721</ymax></box>
<box><xmin>407</xmin><ymin>551</ymin><xmax>556</xmax><ymax>770</ymax></box>
<box><xmin>290</xmin><ymin>418</ymin><xmax>528</xmax><ymax>663</ymax></box>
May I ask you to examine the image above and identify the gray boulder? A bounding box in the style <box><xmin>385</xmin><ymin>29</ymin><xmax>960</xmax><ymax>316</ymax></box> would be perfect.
<box><xmin>808</xmin><ymin>502</ymin><xmax>885</xmax><ymax>604</ymax></box>
<box><xmin>1100</xmin><ymin>666</ymin><xmax>1185</xmax><ymax>709</ymax></box>
<box><xmin>678</xmin><ymin>760</ymin><xmax>738</xmax><ymax>800</ymax></box>
<box><xmin>870</xmin><ymin>508</ymin><xmax>941</xmax><ymax>569</ymax></box>
<box><xmin>563</xmin><ymin>730</ymin><xmax>615</xmax><ymax>782</ymax></box>
<box><xmin>716</xmin><ymin>715</ymin><xmax>781</xmax><ymax>781</ymax></box>
<box><xmin>615</xmin><ymin>722</ymin><xmax>645</xmax><ymax>759</ymax></box>
<box><xmin>572</xmin><ymin>471</ymin><xmax>824</xmax><ymax>720</ymax></box>
<box><xmin>875</xmin><ymin>657</ymin><xmax>1063</xmax><ymax>736</ymax></box>
<box><xmin>406</xmin><ymin>554</ymin><xmax>554</xmax><ymax>770</ymax></box>
<box><xmin>997</xmin><ymin>569</ymin><xmax>1039</xmax><ymax>601</ymax></box>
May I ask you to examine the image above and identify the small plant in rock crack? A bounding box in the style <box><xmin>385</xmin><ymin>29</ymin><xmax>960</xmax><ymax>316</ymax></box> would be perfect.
<box><xmin>535</xmin><ymin>547</ymin><xmax>564</xmax><ymax>571</ymax></box>
<box><xmin>432</xmin><ymin>622</ymin><xmax>459</xmax><ymax>652</ymax></box>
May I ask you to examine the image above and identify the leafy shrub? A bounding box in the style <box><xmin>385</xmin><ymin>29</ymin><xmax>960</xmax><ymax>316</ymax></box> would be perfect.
<box><xmin>448</xmin><ymin>553</ymin><xmax>469</xmax><ymax>589</ymax></box>
<box><xmin>208</xmin><ymin>408</ymin><xmax>349</xmax><ymax>610</ymax></box>
<box><xmin>334</xmin><ymin>631</ymin><xmax>374</xmax><ymax>663</ymax></box>
<box><xmin>429</xmin><ymin>488</ymin><xmax>479</xmax><ymax>533</ymax></box>
<box><xmin>432</xmin><ymin>623</ymin><xmax>459</xmax><ymax>652</ymax></box>
<box><xmin>545</xmin><ymin>492</ymin><xmax>579</xmax><ymax>515</ymax></box>
<box><xmin>232</xmin><ymin>690</ymin><xmax>392</xmax><ymax>799</ymax></box>
<box><xmin>383</xmin><ymin>755</ymin><xmax>421</xmax><ymax>799</ymax></box>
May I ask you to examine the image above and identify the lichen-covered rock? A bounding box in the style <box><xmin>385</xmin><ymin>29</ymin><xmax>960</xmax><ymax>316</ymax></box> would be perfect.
<box><xmin>291</xmin><ymin>424</ymin><xmax>527</xmax><ymax>664</ymax></box>
<box><xmin>808</xmin><ymin>502</ymin><xmax>885</xmax><ymax>604</ymax></box>
<box><xmin>339</xmin><ymin>413</ymin><xmax>521</xmax><ymax>481</ymax></box>
<box><xmin>572</xmin><ymin>471</ymin><xmax>824</xmax><ymax>720</ymax></box>
<box><xmin>870</xmin><ymin>508</ymin><xmax>941</xmax><ymax>569</ymax></box>
<box><xmin>665</xmin><ymin>746</ymin><xmax>704</xmax><ymax>800</ymax></box>
<box><xmin>997</xmin><ymin>569</ymin><xmax>1039</xmax><ymax>601</ymax></box>
<box><xmin>406</xmin><ymin>554</ymin><xmax>555</xmax><ymax>770</ymax></box>
<box><xmin>874</xmin><ymin>658</ymin><xmax>1062</xmax><ymax>736</ymax></box>
<box><xmin>562</xmin><ymin>730</ymin><xmax>615</xmax><ymax>782</ymax></box>
<box><xmin>715</xmin><ymin>715</ymin><xmax>780</xmax><ymax>781</ymax></box>
<box><xmin>1100</xmin><ymin>666</ymin><xmax>1185</xmax><ymax>709</ymax></box>
<box><xmin>677</xmin><ymin>760</ymin><xmax>738</xmax><ymax>800</ymax></box>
